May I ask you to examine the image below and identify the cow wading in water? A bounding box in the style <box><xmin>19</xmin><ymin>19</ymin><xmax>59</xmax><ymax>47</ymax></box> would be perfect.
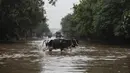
<box><xmin>45</xmin><ymin>38</ymin><xmax>79</xmax><ymax>52</ymax></box>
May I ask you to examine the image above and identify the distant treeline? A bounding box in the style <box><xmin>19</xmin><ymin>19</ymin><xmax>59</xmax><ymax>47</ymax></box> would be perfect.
<box><xmin>0</xmin><ymin>0</ymin><xmax>50</xmax><ymax>41</ymax></box>
<box><xmin>61</xmin><ymin>0</ymin><xmax>130</xmax><ymax>43</ymax></box>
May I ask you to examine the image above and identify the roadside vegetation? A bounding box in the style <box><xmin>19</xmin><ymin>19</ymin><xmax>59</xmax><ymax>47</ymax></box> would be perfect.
<box><xmin>0</xmin><ymin>0</ymin><xmax>51</xmax><ymax>42</ymax></box>
<box><xmin>61</xmin><ymin>0</ymin><xmax>130</xmax><ymax>44</ymax></box>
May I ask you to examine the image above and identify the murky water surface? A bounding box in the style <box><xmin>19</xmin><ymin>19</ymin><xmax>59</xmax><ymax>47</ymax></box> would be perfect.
<box><xmin>0</xmin><ymin>40</ymin><xmax>130</xmax><ymax>73</ymax></box>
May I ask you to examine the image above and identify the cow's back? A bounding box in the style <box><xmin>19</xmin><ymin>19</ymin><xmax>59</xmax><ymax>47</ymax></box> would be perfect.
<box><xmin>60</xmin><ymin>39</ymin><xmax>72</xmax><ymax>48</ymax></box>
<box><xmin>52</xmin><ymin>39</ymin><xmax>62</xmax><ymax>49</ymax></box>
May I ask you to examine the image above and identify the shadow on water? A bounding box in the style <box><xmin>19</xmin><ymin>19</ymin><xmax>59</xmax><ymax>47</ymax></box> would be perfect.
<box><xmin>0</xmin><ymin>40</ymin><xmax>130</xmax><ymax>73</ymax></box>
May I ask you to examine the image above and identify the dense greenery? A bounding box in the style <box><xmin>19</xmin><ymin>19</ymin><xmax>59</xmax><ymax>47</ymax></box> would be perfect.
<box><xmin>61</xmin><ymin>0</ymin><xmax>130</xmax><ymax>42</ymax></box>
<box><xmin>0</xmin><ymin>0</ymin><xmax>50</xmax><ymax>41</ymax></box>
<box><xmin>34</xmin><ymin>22</ymin><xmax>50</xmax><ymax>37</ymax></box>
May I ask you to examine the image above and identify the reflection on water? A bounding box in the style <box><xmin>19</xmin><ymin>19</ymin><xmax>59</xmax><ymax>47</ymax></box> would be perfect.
<box><xmin>0</xmin><ymin>40</ymin><xmax>130</xmax><ymax>73</ymax></box>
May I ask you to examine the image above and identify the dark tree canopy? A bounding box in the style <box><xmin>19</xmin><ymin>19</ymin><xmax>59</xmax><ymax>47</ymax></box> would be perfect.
<box><xmin>0</xmin><ymin>0</ymin><xmax>50</xmax><ymax>41</ymax></box>
<box><xmin>61</xmin><ymin>0</ymin><xmax>130</xmax><ymax>43</ymax></box>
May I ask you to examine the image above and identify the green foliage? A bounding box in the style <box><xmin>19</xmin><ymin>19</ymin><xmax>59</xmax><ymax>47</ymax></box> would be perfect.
<box><xmin>61</xmin><ymin>14</ymin><xmax>78</xmax><ymax>37</ymax></box>
<box><xmin>61</xmin><ymin>0</ymin><xmax>130</xmax><ymax>42</ymax></box>
<box><xmin>34</xmin><ymin>22</ymin><xmax>50</xmax><ymax>37</ymax></box>
<box><xmin>0</xmin><ymin>0</ymin><xmax>48</xmax><ymax>41</ymax></box>
<box><xmin>48</xmin><ymin>0</ymin><xmax>57</xmax><ymax>5</ymax></box>
<box><xmin>61</xmin><ymin>14</ymin><xmax>72</xmax><ymax>36</ymax></box>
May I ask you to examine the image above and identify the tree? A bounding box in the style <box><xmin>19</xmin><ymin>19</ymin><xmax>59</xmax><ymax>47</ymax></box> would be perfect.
<box><xmin>0</xmin><ymin>0</ymin><xmax>46</xmax><ymax>41</ymax></box>
<box><xmin>34</xmin><ymin>22</ymin><xmax>50</xmax><ymax>37</ymax></box>
<box><xmin>61</xmin><ymin>0</ymin><xmax>130</xmax><ymax>42</ymax></box>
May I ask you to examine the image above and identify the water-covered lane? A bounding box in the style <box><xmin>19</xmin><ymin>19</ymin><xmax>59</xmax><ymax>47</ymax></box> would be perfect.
<box><xmin>0</xmin><ymin>40</ymin><xmax>130</xmax><ymax>73</ymax></box>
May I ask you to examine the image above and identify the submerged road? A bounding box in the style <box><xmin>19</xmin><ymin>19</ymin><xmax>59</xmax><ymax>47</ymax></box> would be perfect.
<box><xmin>0</xmin><ymin>39</ymin><xmax>130</xmax><ymax>73</ymax></box>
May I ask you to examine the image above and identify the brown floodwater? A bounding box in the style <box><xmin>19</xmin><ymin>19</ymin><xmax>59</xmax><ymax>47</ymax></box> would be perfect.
<box><xmin>0</xmin><ymin>40</ymin><xmax>130</xmax><ymax>73</ymax></box>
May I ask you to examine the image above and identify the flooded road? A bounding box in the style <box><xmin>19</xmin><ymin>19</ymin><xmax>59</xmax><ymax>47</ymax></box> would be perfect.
<box><xmin>0</xmin><ymin>40</ymin><xmax>130</xmax><ymax>73</ymax></box>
